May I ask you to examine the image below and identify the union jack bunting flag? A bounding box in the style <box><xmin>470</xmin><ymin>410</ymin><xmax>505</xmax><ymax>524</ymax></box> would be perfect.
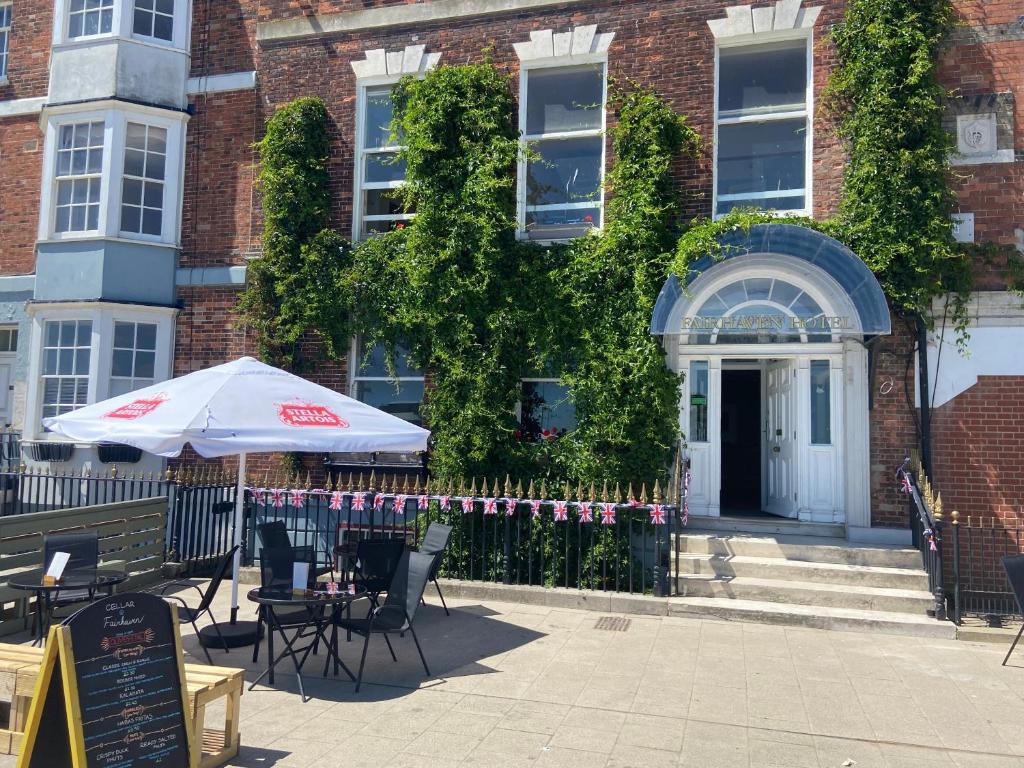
<box><xmin>351</xmin><ymin>492</ymin><xmax>366</xmax><ymax>511</ymax></box>
<box><xmin>682</xmin><ymin>500</ymin><xmax>688</xmax><ymax>526</ymax></box>
<box><xmin>461</xmin><ymin>497</ymin><xmax>474</xmax><ymax>514</ymax></box>
<box><xmin>393</xmin><ymin>494</ymin><xmax>407</xmax><ymax>515</ymax></box>
<box><xmin>270</xmin><ymin>489</ymin><xmax>285</xmax><ymax>508</ymax></box>
<box><xmin>530</xmin><ymin>500</ymin><xmax>542</xmax><ymax>519</ymax></box>
<box><xmin>503</xmin><ymin>498</ymin><xmax>518</xmax><ymax>516</ymax></box>
<box><xmin>600</xmin><ymin>502</ymin><xmax>616</xmax><ymax>525</ymax></box>
<box><xmin>649</xmin><ymin>503</ymin><xmax>666</xmax><ymax>525</ymax></box>
<box><xmin>628</xmin><ymin>497</ymin><xmax>642</xmax><ymax>508</ymax></box>
<box><xmin>483</xmin><ymin>498</ymin><xmax>497</xmax><ymax>515</ymax></box>
<box><xmin>289</xmin><ymin>489</ymin><xmax>307</xmax><ymax>508</ymax></box>
<box><xmin>577</xmin><ymin>501</ymin><xmax>593</xmax><ymax>523</ymax></box>
<box><xmin>418</xmin><ymin>494</ymin><xmax>429</xmax><ymax>511</ymax></box>
<box><xmin>553</xmin><ymin>500</ymin><xmax>568</xmax><ymax>522</ymax></box>
<box><xmin>374</xmin><ymin>493</ymin><xmax>385</xmax><ymax>512</ymax></box>
<box><xmin>440</xmin><ymin>495</ymin><xmax>451</xmax><ymax>511</ymax></box>
<box><xmin>899</xmin><ymin>470</ymin><xmax>913</xmax><ymax>495</ymax></box>
<box><xmin>329</xmin><ymin>490</ymin><xmax>344</xmax><ymax>511</ymax></box>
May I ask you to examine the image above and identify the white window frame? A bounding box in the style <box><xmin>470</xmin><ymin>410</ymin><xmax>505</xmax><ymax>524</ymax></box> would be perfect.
<box><xmin>51</xmin><ymin>0</ymin><xmax>190</xmax><ymax>51</ymax></box>
<box><xmin>347</xmin><ymin>336</ymin><xmax>426</xmax><ymax>421</ymax></box>
<box><xmin>517</xmin><ymin>55</ymin><xmax>609</xmax><ymax>242</ymax></box>
<box><xmin>712</xmin><ymin>31</ymin><xmax>814</xmax><ymax>219</ymax></box>
<box><xmin>24</xmin><ymin>303</ymin><xmax>176</xmax><ymax>440</ymax></box>
<box><xmin>351</xmin><ymin>78</ymin><xmax>414</xmax><ymax>241</ymax></box>
<box><xmin>66</xmin><ymin>0</ymin><xmax>116</xmax><ymax>41</ymax></box>
<box><xmin>119</xmin><ymin>121</ymin><xmax>169</xmax><ymax>239</ymax></box>
<box><xmin>130</xmin><ymin>0</ymin><xmax>174</xmax><ymax>44</ymax></box>
<box><xmin>53</xmin><ymin>120</ymin><xmax>106</xmax><ymax>236</ymax></box>
<box><xmin>0</xmin><ymin>2</ymin><xmax>11</xmax><ymax>82</ymax></box>
<box><xmin>109</xmin><ymin>319</ymin><xmax>159</xmax><ymax>396</ymax></box>
<box><xmin>39</xmin><ymin>103</ymin><xmax>187</xmax><ymax>246</ymax></box>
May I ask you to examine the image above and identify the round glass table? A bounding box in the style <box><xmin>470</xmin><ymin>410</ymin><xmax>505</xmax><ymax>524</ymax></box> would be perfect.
<box><xmin>8</xmin><ymin>568</ymin><xmax>128</xmax><ymax>645</ymax></box>
<box><xmin>247</xmin><ymin>585</ymin><xmax>367</xmax><ymax>701</ymax></box>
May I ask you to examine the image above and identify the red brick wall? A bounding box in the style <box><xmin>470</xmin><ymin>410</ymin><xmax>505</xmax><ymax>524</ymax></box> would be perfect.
<box><xmin>180</xmin><ymin>90</ymin><xmax>261</xmax><ymax>267</ymax></box>
<box><xmin>0</xmin><ymin>0</ymin><xmax>51</xmax><ymax>100</ymax></box>
<box><xmin>0</xmin><ymin>116</ymin><xmax>42</xmax><ymax>274</ymax></box>
<box><xmin>868</xmin><ymin>317</ymin><xmax>920</xmax><ymax>528</ymax></box>
<box><xmin>190</xmin><ymin>0</ymin><xmax>259</xmax><ymax>78</ymax></box>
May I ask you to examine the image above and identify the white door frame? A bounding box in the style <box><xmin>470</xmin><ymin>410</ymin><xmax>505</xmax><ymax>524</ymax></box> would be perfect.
<box><xmin>676</xmin><ymin>343</ymin><xmax>853</xmax><ymax>524</ymax></box>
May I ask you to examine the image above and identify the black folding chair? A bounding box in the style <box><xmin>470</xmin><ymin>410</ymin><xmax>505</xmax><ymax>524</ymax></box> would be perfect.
<box><xmin>418</xmin><ymin>523</ymin><xmax>453</xmax><ymax>616</ymax></box>
<box><xmin>252</xmin><ymin>546</ymin><xmax>321</xmax><ymax>664</ymax></box>
<box><xmin>43</xmin><ymin>531</ymin><xmax>105</xmax><ymax>611</ymax></box>
<box><xmin>330</xmin><ymin>550</ymin><xmax>433</xmax><ymax>692</ymax></box>
<box><xmin>257</xmin><ymin>520</ymin><xmax>292</xmax><ymax>551</ymax></box>
<box><xmin>1001</xmin><ymin>555</ymin><xmax>1024</xmax><ymax>666</ymax></box>
<box><xmin>160</xmin><ymin>545</ymin><xmax>238</xmax><ymax>664</ymax></box>
<box><xmin>354</xmin><ymin>539</ymin><xmax>405</xmax><ymax>608</ymax></box>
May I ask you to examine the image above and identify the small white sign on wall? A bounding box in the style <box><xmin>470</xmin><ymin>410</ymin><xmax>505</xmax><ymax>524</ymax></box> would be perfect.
<box><xmin>951</xmin><ymin>212</ymin><xmax>975</xmax><ymax>243</ymax></box>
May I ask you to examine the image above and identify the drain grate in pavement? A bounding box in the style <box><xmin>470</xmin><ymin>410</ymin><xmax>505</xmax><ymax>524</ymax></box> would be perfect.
<box><xmin>594</xmin><ymin>616</ymin><xmax>631</xmax><ymax>632</ymax></box>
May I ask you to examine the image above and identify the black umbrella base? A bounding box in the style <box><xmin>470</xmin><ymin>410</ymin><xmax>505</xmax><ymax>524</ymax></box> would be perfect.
<box><xmin>199</xmin><ymin>620</ymin><xmax>262</xmax><ymax>649</ymax></box>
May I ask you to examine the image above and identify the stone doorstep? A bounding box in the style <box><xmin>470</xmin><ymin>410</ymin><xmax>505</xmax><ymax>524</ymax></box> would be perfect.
<box><xmin>674</xmin><ymin>532</ymin><xmax>921</xmax><ymax>569</ymax></box>
<box><xmin>671</xmin><ymin>554</ymin><xmax>930</xmax><ymax>590</ymax></box>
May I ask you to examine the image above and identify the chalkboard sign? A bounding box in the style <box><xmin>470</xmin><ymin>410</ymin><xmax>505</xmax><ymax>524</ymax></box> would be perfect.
<box><xmin>17</xmin><ymin>592</ymin><xmax>197</xmax><ymax>768</ymax></box>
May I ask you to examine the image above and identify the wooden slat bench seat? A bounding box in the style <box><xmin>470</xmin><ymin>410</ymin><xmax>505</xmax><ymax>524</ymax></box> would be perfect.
<box><xmin>0</xmin><ymin>642</ymin><xmax>244</xmax><ymax>768</ymax></box>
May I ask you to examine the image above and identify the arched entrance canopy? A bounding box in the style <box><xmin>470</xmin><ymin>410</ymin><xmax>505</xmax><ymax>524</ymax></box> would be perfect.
<box><xmin>650</xmin><ymin>224</ymin><xmax>891</xmax><ymax>339</ymax></box>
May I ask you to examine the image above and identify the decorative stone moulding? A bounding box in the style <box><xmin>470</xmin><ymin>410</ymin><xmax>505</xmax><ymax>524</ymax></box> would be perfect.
<box><xmin>946</xmin><ymin>93</ymin><xmax>1016</xmax><ymax>166</ymax></box>
<box><xmin>513</xmin><ymin>24</ymin><xmax>615</xmax><ymax>61</ymax></box>
<box><xmin>350</xmin><ymin>44</ymin><xmax>441</xmax><ymax>79</ymax></box>
<box><xmin>707</xmin><ymin>0</ymin><xmax>822</xmax><ymax>38</ymax></box>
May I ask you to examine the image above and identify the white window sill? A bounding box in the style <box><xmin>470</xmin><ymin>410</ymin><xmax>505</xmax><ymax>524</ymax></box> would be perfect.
<box><xmin>38</xmin><ymin>234</ymin><xmax>179</xmax><ymax>249</ymax></box>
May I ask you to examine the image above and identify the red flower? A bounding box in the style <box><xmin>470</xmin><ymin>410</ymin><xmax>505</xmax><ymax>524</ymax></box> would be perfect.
<box><xmin>394</xmin><ymin>222</ymin><xmax>406</xmax><ymax>230</ymax></box>
<box><xmin>583</xmin><ymin>214</ymin><xmax>594</xmax><ymax>223</ymax></box>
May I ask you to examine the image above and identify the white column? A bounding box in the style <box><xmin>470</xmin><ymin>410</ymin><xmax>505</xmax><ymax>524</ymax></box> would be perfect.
<box><xmin>843</xmin><ymin>340</ymin><xmax>871</xmax><ymax>533</ymax></box>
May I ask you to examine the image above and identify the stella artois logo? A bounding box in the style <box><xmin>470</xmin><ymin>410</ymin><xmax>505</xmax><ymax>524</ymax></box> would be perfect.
<box><xmin>277</xmin><ymin>401</ymin><xmax>349</xmax><ymax>428</ymax></box>
<box><xmin>105</xmin><ymin>394</ymin><xmax>167</xmax><ymax>420</ymax></box>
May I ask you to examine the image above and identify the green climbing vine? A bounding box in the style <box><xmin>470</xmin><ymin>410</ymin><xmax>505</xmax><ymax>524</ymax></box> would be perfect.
<box><xmin>237</xmin><ymin>97</ymin><xmax>352</xmax><ymax>368</ymax></box>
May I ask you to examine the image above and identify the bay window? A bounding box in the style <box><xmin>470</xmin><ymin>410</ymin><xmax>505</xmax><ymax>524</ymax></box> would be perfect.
<box><xmin>520</xmin><ymin>64</ymin><xmax>606</xmax><ymax>240</ymax></box>
<box><xmin>715</xmin><ymin>39</ymin><xmax>811</xmax><ymax>216</ymax></box>
<box><xmin>55</xmin><ymin>122</ymin><xmax>105</xmax><ymax>234</ymax></box>
<box><xmin>354</xmin><ymin>86</ymin><xmax>412</xmax><ymax>238</ymax></box>
<box><xmin>43</xmin><ymin>109</ymin><xmax>184</xmax><ymax>245</ymax></box>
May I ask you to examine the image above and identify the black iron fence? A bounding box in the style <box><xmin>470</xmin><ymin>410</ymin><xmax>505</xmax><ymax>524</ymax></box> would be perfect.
<box><xmin>246</xmin><ymin>460</ymin><xmax>688</xmax><ymax>597</ymax></box>
<box><xmin>899</xmin><ymin>455</ymin><xmax>1023</xmax><ymax>625</ymax></box>
<box><xmin>0</xmin><ymin>465</ymin><xmax>236</xmax><ymax>575</ymax></box>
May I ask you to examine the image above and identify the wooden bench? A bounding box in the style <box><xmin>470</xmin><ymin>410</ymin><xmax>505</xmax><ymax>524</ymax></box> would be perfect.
<box><xmin>0</xmin><ymin>642</ymin><xmax>244</xmax><ymax>768</ymax></box>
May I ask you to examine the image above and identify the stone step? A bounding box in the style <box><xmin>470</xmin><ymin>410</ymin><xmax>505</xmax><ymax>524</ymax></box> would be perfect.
<box><xmin>674</xmin><ymin>574</ymin><xmax>935</xmax><ymax>614</ymax></box>
<box><xmin>674</xmin><ymin>532</ymin><xmax>921</xmax><ymax>569</ymax></box>
<box><xmin>684</xmin><ymin>516</ymin><xmax>846</xmax><ymax>538</ymax></box>
<box><xmin>667</xmin><ymin>597</ymin><xmax>955</xmax><ymax>639</ymax></box>
<box><xmin>671</xmin><ymin>554</ymin><xmax>930</xmax><ymax>590</ymax></box>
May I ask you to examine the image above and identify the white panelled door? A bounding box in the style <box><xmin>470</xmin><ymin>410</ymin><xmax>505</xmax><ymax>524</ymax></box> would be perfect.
<box><xmin>765</xmin><ymin>359</ymin><xmax>796</xmax><ymax>518</ymax></box>
<box><xmin>0</xmin><ymin>355</ymin><xmax>13</xmax><ymax>425</ymax></box>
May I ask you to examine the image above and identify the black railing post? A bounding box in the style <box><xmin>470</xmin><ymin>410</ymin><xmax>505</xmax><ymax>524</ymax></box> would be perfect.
<box><xmin>932</xmin><ymin>511</ymin><xmax>947</xmax><ymax>621</ymax></box>
<box><xmin>951</xmin><ymin>510</ymin><xmax>962</xmax><ymax>625</ymax></box>
<box><xmin>503</xmin><ymin>507</ymin><xmax>511</xmax><ymax>585</ymax></box>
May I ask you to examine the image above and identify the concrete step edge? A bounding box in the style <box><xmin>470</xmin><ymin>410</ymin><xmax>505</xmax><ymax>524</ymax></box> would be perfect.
<box><xmin>672</xmin><ymin>553</ymin><xmax>927</xmax><ymax>577</ymax></box>
<box><xmin>673</xmin><ymin>574</ymin><xmax>936</xmax><ymax>600</ymax></box>
<box><xmin>668</xmin><ymin>597</ymin><xmax>956</xmax><ymax>638</ymax></box>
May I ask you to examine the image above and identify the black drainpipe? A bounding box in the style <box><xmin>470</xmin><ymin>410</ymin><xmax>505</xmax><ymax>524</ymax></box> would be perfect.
<box><xmin>916</xmin><ymin>315</ymin><xmax>933</xmax><ymax>480</ymax></box>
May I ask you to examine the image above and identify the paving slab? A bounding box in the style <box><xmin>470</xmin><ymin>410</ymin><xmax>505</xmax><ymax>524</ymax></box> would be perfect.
<box><xmin>0</xmin><ymin>580</ymin><xmax>1021</xmax><ymax>768</ymax></box>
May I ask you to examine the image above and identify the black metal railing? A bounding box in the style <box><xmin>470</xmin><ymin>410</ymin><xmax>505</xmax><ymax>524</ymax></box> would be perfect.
<box><xmin>245</xmin><ymin>473</ymin><xmax>683</xmax><ymax>597</ymax></box>
<box><xmin>948</xmin><ymin>512</ymin><xmax>1023</xmax><ymax>625</ymax></box>
<box><xmin>0</xmin><ymin>430</ymin><xmax>20</xmax><ymax>471</ymax></box>
<box><xmin>898</xmin><ymin>457</ymin><xmax>947</xmax><ymax>620</ymax></box>
<box><xmin>0</xmin><ymin>466</ymin><xmax>236</xmax><ymax>575</ymax></box>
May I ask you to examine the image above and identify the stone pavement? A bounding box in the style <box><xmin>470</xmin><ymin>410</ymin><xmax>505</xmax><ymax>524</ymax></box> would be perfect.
<box><xmin>3</xmin><ymin>583</ymin><xmax>1024</xmax><ymax>768</ymax></box>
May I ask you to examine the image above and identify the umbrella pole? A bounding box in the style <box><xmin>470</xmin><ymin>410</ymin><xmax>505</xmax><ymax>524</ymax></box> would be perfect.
<box><xmin>230</xmin><ymin>452</ymin><xmax>246</xmax><ymax>624</ymax></box>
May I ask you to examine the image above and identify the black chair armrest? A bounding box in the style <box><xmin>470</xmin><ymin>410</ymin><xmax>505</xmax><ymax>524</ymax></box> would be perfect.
<box><xmin>159</xmin><ymin>581</ymin><xmax>206</xmax><ymax>603</ymax></box>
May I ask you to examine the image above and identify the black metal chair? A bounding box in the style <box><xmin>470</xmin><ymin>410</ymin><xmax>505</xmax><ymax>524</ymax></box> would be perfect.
<box><xmin>252</xmin><ymin>545</ymin><xmax>321</xmax><ymax>664</ymax></box>
<box><xmin>418</xmin><ymin>523</ymin><xmax>453</xmax><ymax>616</ymax></box>
<box><xmin>330</xmin><ymin>550</ymin><xmax>433</xmax><ymax>692</ymax></box>
<box><xmin>160</xmin><ymin>545</ymin><xmax>238</xmax><ymax>664</ymax></box>
<box><xmin>43</xmin><ymin>531</ymin><xmax>104</xmax><ymax>609</ymax></box>
<box><xmin>354</xmin><ymin>538</ymin><xmax>406</xmax><ymax>607</ymax></box>
<box><xmin>257</xmin><ymin>520</ymin><xmax>292</xmax><ymax>551</ymax></box>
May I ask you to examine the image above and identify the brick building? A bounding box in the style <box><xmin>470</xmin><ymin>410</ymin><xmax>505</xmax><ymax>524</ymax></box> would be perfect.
<box><xmin>0</xmin><ymin>0</ymin><xmax>1021</xmax><ymax>555</ymax></box>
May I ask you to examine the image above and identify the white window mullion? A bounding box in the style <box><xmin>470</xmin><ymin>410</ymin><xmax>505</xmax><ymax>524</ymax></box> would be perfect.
<box><xmin>0</xmin><ymin>3</ymin><xmax>11</xmax><ymax>81</ymax></box>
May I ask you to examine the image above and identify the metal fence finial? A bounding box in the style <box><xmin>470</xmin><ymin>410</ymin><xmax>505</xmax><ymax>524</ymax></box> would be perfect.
<box><xmin>527</xmin><ymin>479</ymin><xmax>535</xmax><ymax>499</ymax></box>
<box><xmin>640</xmin><ymin>482</ymin><xmax>648</xmax><ymax>505</ymax></box>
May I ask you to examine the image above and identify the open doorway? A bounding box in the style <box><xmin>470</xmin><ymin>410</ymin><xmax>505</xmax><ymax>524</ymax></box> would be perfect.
<box><xmin>720</xmin><ymin>368</ymin><xmax>762</xmax><ymax>514</ymax></box>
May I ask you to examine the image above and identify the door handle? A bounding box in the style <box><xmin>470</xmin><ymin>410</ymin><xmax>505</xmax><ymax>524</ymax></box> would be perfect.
<box><xmin>775</xmin><ymin>428</ymin><xmax>782</xmax><ymax>436</ymax></box>
<box><xmin>772</xmin><ymin>446</ymin><xmax>781</xmax><ymax>453</ymax></box>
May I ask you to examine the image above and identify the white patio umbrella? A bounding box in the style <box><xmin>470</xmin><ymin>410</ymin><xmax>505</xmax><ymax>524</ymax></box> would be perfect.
<box><xmin>43</xmin><ymin>356</ymin><xmax>429</xmax><ymax>639</ymax></box>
